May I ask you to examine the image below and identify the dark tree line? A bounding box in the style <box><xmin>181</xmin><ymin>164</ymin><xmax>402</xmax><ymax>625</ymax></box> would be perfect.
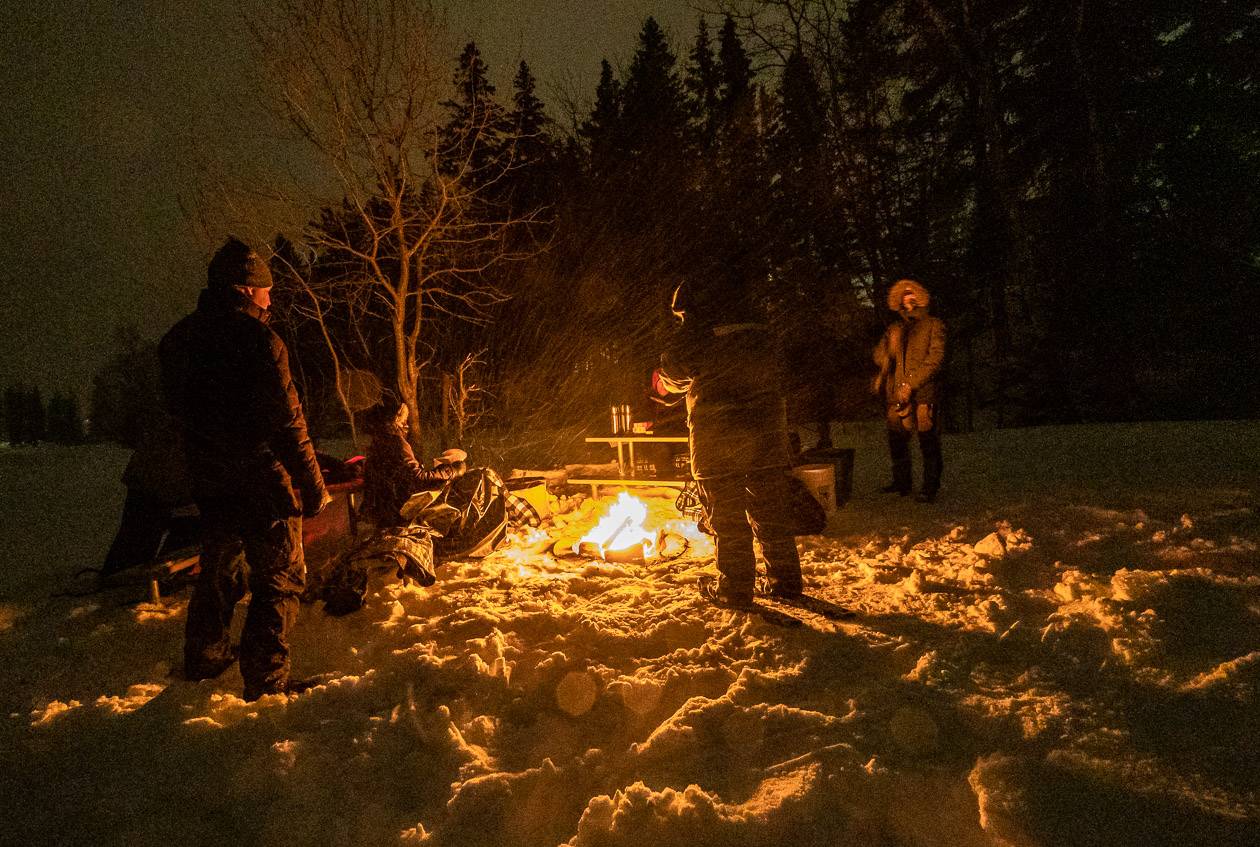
<box><xmin>89</xmin><ymin>6</ymin><xmax>1251</xmax><ymax>453</ymax></box>
<box><xmin>3</xmin><ymin>384</ymin><xmax>84</xmax><ymax>445</ymax></box>
<box><xmin>269</xmin><ymin>5</ymin><xmax>1258</xmax><ymax>445</ymax></box>
<box><xmin>692</xmin><ymin>0</ymin><xmax>1259</xmax><ymax>426</ymax></box>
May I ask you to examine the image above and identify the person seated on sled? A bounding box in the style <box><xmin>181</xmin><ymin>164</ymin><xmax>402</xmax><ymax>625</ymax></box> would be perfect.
<box><xmin>653</xmin><ymin>266</ymin><xmax>804</xmax><ymax>606</ymax></box>
<box><xmin>361</xmin><ymin>401</ymin><xmax>466</xmax><ymax>529</ymax></box>
<box><xmin>101</xmin><ymin>411</ymin><xmax>196</xmax><ymax>577</ymax></box>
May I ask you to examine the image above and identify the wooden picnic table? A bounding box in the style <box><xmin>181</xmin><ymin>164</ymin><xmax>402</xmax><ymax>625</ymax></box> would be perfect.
<box><xmin>572</xmin><ymin>435</ymin><xmax>690</xmax><ymax>496</ymax></box>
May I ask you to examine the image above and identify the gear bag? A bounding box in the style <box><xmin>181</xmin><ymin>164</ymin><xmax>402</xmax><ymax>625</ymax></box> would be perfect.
<box><xmin>410</xmin><ymin>467</ymin><xmax>509</xmax><ymax>559</ymax></box>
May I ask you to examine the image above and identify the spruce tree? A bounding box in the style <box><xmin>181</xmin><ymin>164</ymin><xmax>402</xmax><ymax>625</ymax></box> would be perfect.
<box><xmin>684</xmin><ymin>17</ymin><xmax>721</xmax><ymax>147</ymax></box>
<box><xmin>438</xmin><ymin>41</ymin><xmax>507</xmax><ymax>188</ymax></box>
<box><xmin>3</xmin><ymin>385</ymin><xmax>20</xmax><ymax>445</ymax></box>
<box><xmin>716</xmin><ymin>14</ymin><xmax>753</xmax><ymax>127</ymax></box>
<box><xmin>769</xmin><ymin>48</ymin><xmax>827</xmax><ymax>255</ymax></box>
<box><xmin>580</xmin><ymin>59</ymin><xmax>623</xmax><ymax>175</ymax></box>
<box><xmin>26</xmin><ymin>387</ymin><xmax>47</xmax><ymax>443</ymax></box>
<box><xmin>504</xmin><ymin>60</ymin><xmax>555</xmax><ymax>214</ymax></box>
<box><xmin>508</xmin><ymin>61</ymin><xmax>548</xmax><ymax>160</ymax></box>
<box><xmin>65</xmin><ymin>394</ymin><xmax>85</xmax><ymax>443</ymax></box>
<box><xmin>46</xmin><ymin>393</ymin><xmax>85</xmax><ymax>444</ymax></box>
<box><xmin>620</xmin><ymin>17</ymin><xmax>688</xmax><ymax>159</ymax></box>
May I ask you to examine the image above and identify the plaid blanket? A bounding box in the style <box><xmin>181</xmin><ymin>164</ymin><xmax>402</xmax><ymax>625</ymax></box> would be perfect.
<box><xmin>505</xmin><ymin>491</ymin><xmax>542</xmax><ymax>528</ymax></box>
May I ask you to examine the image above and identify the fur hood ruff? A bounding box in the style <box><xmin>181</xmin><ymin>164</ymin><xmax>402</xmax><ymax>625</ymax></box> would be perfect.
<box><xmin>886</xmin><ymin>278</ymin><xmax>931</xmax><ymax>312</ymax></box>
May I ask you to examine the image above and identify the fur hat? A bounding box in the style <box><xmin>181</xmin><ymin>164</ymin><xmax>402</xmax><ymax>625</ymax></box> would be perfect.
<box><xmin>434</xmin><ymin>448</ymin><xmax>467</xmax><ymax>466</ymax></box>
<box><xmin>207</xmin><ymin>236</ymin><xmax>273</xmax><ymax>290</ymax></box>
<box><xmin>886</xmin><ymin>278</ymin><xmax>930</xmax><ymax>312</ymax></box>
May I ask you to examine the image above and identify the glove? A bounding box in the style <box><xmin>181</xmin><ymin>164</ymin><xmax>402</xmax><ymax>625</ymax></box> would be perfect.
<box><xmin>302</xmin><ymin>487</ymin><xmax>333</xmax><ymax>518</ymax></box>
<box><xmin>895</xmin><ymin>382</ymin><xmax>912</xmax><ymax>405</ymax></box>
<box><xmin>651</xmin><ymin>368</ymin><xmax>669</xmax><ymax>397</ymax></box>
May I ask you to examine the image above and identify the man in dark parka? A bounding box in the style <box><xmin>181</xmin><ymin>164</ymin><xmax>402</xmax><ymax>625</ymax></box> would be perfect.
<box><xmin>655</xmin><ymin>278</ymin><xmax>804</xmax><ymax>604</ymax></box>
<box><xmin>160</xmin><ymin>237</ymin><xmax>329</xmax><ymax>700</ymax></box>
<box><xmin>873</xmin><ymin>278</ymin><xmax>946</xmax><ymax>502</ymax></box>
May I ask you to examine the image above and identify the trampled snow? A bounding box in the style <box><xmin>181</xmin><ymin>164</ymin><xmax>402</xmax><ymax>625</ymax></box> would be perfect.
<box><xmin>1</xmin><ymin>421</ymin><xmax>1257</xmax><ymax>846</ymax></box>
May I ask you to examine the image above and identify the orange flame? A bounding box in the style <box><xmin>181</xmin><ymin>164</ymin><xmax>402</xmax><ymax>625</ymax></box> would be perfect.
<box><xmin>575</xmin><ymin>491</ymin><xmax>657</xmax><ymax>559</ymax></box>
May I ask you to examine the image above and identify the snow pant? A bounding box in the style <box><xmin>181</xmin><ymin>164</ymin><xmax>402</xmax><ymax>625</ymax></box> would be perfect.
<box><xmin>886</xmin><ymin>403</ymin><xmax>942</xmax><ymax>495</ymax></box>
<box><xmin>185</xmin><ymin>499</ymin><xmax>305</xmax><ymax>699</ymax></box>
<box><xmin>699</xmin><ymin>469</ymin><xmax>803</xmax><ymax>597</ymax></box>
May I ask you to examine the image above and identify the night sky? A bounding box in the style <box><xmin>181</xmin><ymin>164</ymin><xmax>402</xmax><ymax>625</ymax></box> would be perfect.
<box><xmin>0</xmin><ymin>0</ymin><xmax>696</xmax><ymax>406</ymax></box>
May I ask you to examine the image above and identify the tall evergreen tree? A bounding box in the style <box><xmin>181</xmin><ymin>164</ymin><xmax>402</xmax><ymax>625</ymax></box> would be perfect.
<box><xmin>716</xmin><ymin>14</ymin><xmax>753</xmax><ymax>126</ymax></box>
<box><xmin>620</xmin><ymin>17</ymin><xmax>688</xmax><ymax>160</ymax></box>
<box><xmin>89</xmin><ymin>327</ymin><xmax>164</xmax><ymax>447</ymax></box>
<box><xmin>768</xmin><ymin>49</ymin><xmax>828</xmax><ymax>258</ymax></box>
<box><xmin>438</xmin><ymin>41</ymin><xmax>507</xmax><ymax>187</ymax></box>
<box><xmin>3</xmin><ymin>385</ymin><xmax>21</xmax><ymax>444</ymax></box>
<box><xmin>579</xmin><ymin>59</ymin><xmax>623</xmax><ymax>175</ymax></box>
<box><xmin>507</xmin><ymin>61</ymin><xmax>548</xmax><ymax>160</ymax></box>
<box><xmin>504</xmin><ymin>60</ymin><xmax>555</xmax><ymax>215</ymax></box>
<box><xmin>684</xmin><ymin>17</ymin><xmax>721</xmax><ymax>147</ymax></box>
<box><xmin>26</xmin><ymin>387</ymin><xmax>47</xmax><ymax>443</ymax></box>
<box><xmin>46</xmin><ymin>393</ymin><xmax>85</xmax><ymax>444</ymax></box>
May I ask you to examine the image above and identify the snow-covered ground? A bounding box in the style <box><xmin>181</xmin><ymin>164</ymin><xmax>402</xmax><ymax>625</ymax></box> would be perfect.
<box><xmin>2</xmin><ymin>421</ymin><xmax>1258</xmax><ymax>846</ymax></box>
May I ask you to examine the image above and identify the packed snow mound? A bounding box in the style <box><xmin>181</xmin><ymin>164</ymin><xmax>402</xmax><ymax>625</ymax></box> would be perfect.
<box><xmin>2</xmin><ymin>421</ymin><xmax>1259</xmax><ymax>846</ymax></box>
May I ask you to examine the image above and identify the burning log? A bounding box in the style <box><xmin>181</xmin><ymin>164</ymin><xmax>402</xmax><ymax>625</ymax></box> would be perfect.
<box><xmin>545</xmin><ymin>490</ymin><xmax>703</xmax><ymax>565</ymax></box>
<box><xmin>575</xmin><ymin>492</ymin><xmax>656</xmax><ymax>560</ymax></box>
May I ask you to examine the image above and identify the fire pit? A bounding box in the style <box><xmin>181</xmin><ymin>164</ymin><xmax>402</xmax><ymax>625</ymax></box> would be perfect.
<box><xmin>549</xmin><ymin>490</ymin><xmax>706</xmax><ymax>565</ymax></box>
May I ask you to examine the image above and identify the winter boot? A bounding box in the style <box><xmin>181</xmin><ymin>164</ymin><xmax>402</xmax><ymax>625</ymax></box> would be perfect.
<box><xmin>698</xmin><ymin>574</ymin><xmax>755</xmax><ymax>608</ymax></box>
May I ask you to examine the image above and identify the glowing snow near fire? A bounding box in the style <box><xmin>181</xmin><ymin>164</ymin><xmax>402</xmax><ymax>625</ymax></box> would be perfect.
<box><xmin>575</xmin><ymin>491</ymin><xmax>657</xmax><ymax>559</ymax></box>
<box><xmin>5</xmin><ymin>422</ymin><xmax>1260</xmax><ymax>846</ymax></box>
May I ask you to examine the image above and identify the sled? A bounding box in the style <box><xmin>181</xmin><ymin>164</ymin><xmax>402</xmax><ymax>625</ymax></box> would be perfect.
<box><xmin>68</xmin><ymin>473</ymin><xmax>363</xmax><ymax>604</ymax></box>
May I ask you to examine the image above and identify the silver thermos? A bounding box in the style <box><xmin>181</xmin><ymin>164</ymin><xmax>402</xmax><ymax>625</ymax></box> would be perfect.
<box><xmin>610</xmin><ymin>403</ymin><xmax>632</xmax><ymax>434</ymax></box>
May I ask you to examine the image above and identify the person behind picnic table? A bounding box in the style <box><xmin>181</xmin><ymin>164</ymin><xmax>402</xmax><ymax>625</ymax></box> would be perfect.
<box><xmin>160</xmin><ymin>236</ymin><xmax>330</xmax><ymax>701</ymax></box>
<box><xmin>652</xmin><ymin>269</ymin><xmax>804</xmax><ymax>606</ymax></box>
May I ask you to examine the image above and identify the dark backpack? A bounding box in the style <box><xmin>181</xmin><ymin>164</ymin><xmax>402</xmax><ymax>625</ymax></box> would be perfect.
<box><xmin>680</xmin><ymin>471</ymin><xmax>826</xmax><ymax>537</ymax></box>
<box><xmin>784</xmin><ymin>475</ymin><xmax>827</xmax><ymax>535</ymax></box>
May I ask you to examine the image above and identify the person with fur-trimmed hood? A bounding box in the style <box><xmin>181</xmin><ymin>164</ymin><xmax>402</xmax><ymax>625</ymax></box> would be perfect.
<box><xmin>872</xmin><ymin>278</ymin><xmax>946</xmax><ymax>502</ymax></box>
<box><xmin>653</xmin><ymin>273</ymin><xmax>804</xmax><ymax>606</ymax></box>
<box><xmin>160</xmin><ymin>236</ymin><xmax>330</xmax><ymax>701</ymax></box>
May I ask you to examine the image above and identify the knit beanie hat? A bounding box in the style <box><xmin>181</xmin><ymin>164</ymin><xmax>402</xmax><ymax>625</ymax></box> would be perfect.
<box><xmin>207</xmin><ymin>236</ymin><xmax>273</xmax><ymax>289</ymax></box>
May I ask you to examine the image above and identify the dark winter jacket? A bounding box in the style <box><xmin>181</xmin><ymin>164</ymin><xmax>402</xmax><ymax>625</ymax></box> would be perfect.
<box><xmin>159</xmin><ymin>287</ymin><xmax>326</xmax><ymax>517</ymax></box>
<box><xmin>362</xmin><ymin>424</ymin><xmax>465</xmax><ymax>526</ymax></box>
<box><xmin>657</xmin><ymin>320</ymin><xmax>792</xmax><ymax>479</ymax></box>
<box><xmin>873</xmin><ymin>280</ymin><xmax>947</xmax><ymax>406</ymax></box>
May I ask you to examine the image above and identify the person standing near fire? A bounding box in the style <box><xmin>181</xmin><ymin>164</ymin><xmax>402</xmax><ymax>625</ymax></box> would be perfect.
<box><xmin>872</xmin><ymin>278</ymin><xmax>946</xmax><ymax>503</ymax></box>
<box><xmin>160</xmin><ymin>236</ymin><xmax>330</xmax><ymax>701</ymax></box>
<box><xmin>653</xmin><ymin>272</ymin><xmax>804</xmax><ymax>605</ymax></box>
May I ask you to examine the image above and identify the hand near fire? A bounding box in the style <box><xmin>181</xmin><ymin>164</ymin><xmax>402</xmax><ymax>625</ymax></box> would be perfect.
<box><xmin>433</xmin><ymin>448</ymin><xmax>468</xmax><ymax>468</ymax></box>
